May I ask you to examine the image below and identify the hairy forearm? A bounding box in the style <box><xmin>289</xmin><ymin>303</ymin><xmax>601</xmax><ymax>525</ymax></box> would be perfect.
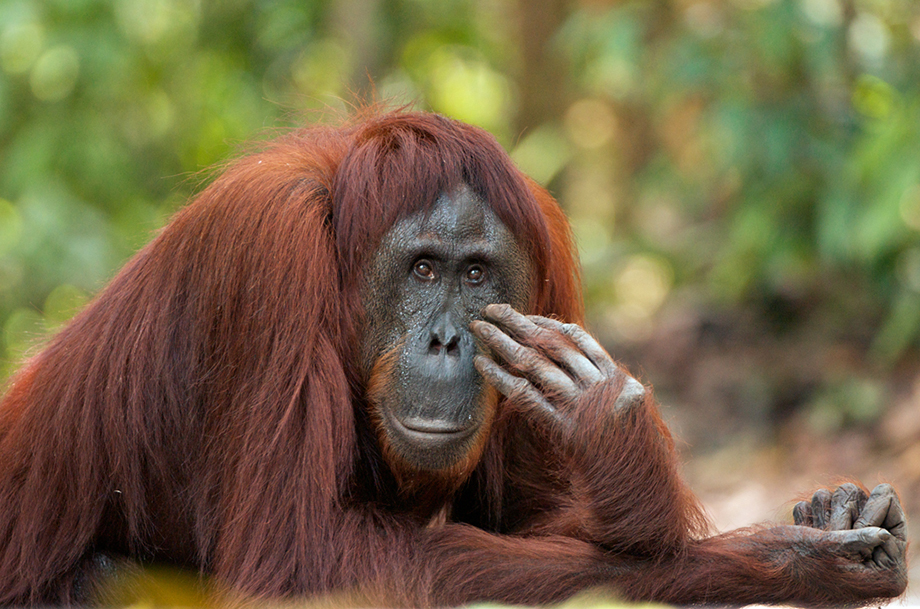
<box><xmin>425</xmin><ymin>525</ymin><xmax>625</xmax><ymax>607</ymax></box>
<box><xmin>500</xmin><ymin>379</ymin><xmax>709</xmax><ymax>556</ymax></box>
<box><xmin>620</xmin><ymin>526</ymin><xmax>906</xmax><ymax>608</ymax></box>
<box><xmin>424</xmin><ymin>526</ymin><xmax>848</xmax><ymax>608</ymax></box>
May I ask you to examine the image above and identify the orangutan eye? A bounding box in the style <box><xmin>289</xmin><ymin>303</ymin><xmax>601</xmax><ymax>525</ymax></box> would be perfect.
<box><xmin>465</xmin><ymin>265</ymin><xmax>485</xmax><ymax>285</ymax></box>
<box><xmin>413</xmin><ymin>260</ymin><xmax>436</xmax><ymax>281</ymax></box>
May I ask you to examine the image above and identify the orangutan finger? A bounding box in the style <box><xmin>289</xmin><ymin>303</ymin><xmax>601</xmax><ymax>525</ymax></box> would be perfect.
<box><xmin>826</xmin><ymin>527</ymin><xmax>889</xmax><ymax>561</ymax></box>
<box><xmin>481</xmin><ymin>305</ymin><xmax>603</xmax><ymax>384</ymax></box>
<box><xmin>471</xmin><ymin>320</ymin><xmax>579</xmax><ymax>401</ymax></box>
<box><xmin>829</xmin><ymin>483</ymin><xmax>866</xmax><ymax>531</ymax></box>
<box><xmin>528</xmin><ymin>315</ymin><xmax>618</xmax><ymax>377</ymax></box>
<box><xmin>793</xmin><ymin>501</ymin><xmax>813</xmax><ymax>527</ymax></box>
<box><xmin>473</xmin><ymin>355</ymin><xmax>565</xmax><ymax>427</ymax></box>
<box><xmin>855</xmin><ymin>484</ymin><xmax>907</xmax><ymax>541</ymax></box>
<box><xmin>811</xmin><ymin>489</ymin><xmax>832</xmax><ymax>530</ymax></box>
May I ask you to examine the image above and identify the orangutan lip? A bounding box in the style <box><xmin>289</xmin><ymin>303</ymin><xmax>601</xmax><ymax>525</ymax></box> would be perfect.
<box><xmin>390</xmin><ymin>414</ymin><xmax>475</xmax><ymax>439</ymax></box>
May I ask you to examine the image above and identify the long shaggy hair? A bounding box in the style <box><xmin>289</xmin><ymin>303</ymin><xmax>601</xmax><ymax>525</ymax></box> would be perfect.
<box><xmin>0</xmin><ymin>110</ymin><xmax>585</xmax><ymax>603</ymax></box>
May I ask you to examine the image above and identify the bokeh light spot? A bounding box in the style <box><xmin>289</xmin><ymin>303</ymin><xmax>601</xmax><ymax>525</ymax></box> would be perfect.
<box><xmin>607</xmin><ymin>254</ymin><xmax>674</xmax><ymax>342</ymax></box>
<box><xmin>0</xmin><ymin>199</ymin><xmax>22</xmax><ymax>257</ymax></box>
<box><xmin>0</xmin><ymin>22</ymin><xmax>43</xmax><ymax>75</ymax></box>
<box><xmin>899</xmin><ymin>184</ymin><xmax>920</xmax><ymax>230</ymax></box>
<box><xmin>43</xmin><ymin>284</ymin><xmax>89</xmax><ymax>327</ymax></box>
<box><xmin>510</xmin><ymin>124</ymin><xmax>571</xmax><ymax>185</ymax></box>
<box><xmin>800</xmin><ymin>0</ymin><xmax>843</xmax><ymax>28</ymax></box>
<box><xmin>427</xmin><ymin>47</ymin><xmax>512</xmax><ymax>132</ymax></box>
<box><xmin>29</xmin><ymin>45</ymin><xmax>79</xmax><ymax>101</ymax></box>
<box><xmin>848</xmin><ymin>12</ymin><xmax>890</xmax><ymax>65</ymax></box>
<box><xmin>565</xmin><ymin>99</ymin><xmax>617</xmax><ymax>150</ymax></box>
<box><xmin>852</xmin><ymin>74</ymin><xmax>895</xmax><ymax>120</ymax></box>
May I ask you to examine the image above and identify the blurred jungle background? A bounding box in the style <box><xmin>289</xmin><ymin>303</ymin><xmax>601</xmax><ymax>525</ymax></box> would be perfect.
<box><xmin>2</xmin><ymin>0</ymin><xmax>920</xmax><ymax>592</ymax></box>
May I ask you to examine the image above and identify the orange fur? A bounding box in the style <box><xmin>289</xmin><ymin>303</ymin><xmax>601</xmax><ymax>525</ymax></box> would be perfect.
<box><xmin>0</xmin><ymin>110</ymin><xmax>906</xmax><ymax>607</ymax></box>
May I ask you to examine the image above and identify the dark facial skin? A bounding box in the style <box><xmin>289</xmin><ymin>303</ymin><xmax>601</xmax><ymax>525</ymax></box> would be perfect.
<box><xmin>361</xmin><ymin>186</ymin><xmax>533</xmax><ymax>472</ymax></box>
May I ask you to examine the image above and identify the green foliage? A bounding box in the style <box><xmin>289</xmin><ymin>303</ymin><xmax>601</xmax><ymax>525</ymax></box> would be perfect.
<box><xmin>2</xmin><ymin>0</ymin><xmax>920</xmax><ymax>422</ymax></box>
<box><xmin>557</xmin><ymin>0</ymin><xmax>920</xmax><ymax>367</ymax></box>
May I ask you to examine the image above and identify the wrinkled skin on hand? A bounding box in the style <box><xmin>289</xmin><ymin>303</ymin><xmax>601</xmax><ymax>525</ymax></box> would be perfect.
<box><xmin>793</xmin><ymin>483</ymin><xmax>908</xmax><ymax>579</ymax></box>
<box><xmin>471</xmin><ymin>303</ymin><xmax>646</xmax><ymax>429</ymax></box>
